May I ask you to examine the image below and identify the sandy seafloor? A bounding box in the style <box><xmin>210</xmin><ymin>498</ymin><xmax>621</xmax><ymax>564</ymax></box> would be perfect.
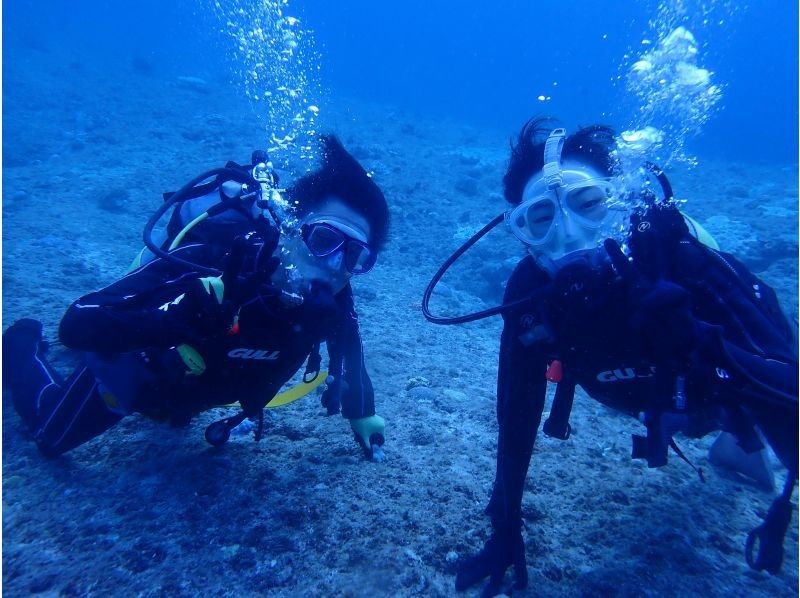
<box><xmin>2</xmin><ymin>48</ymin><xmax>798</xmax><ymax>598</ymax></box>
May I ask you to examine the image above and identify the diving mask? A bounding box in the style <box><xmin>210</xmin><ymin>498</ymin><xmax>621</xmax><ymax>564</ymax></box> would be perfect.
<box><xmin>301</xmin><ymin>219</ymin><xmax>376</xmax><ymax>275</ymax></box>
<box><xmin>506</xmin><ymin>175</ymin><xmax>615</xmax><ymax>246</ymax></box>
<box><xmin>506</xmin><ymin>128</ymin><xmax>616</xmax><ymax>261</ymax></box>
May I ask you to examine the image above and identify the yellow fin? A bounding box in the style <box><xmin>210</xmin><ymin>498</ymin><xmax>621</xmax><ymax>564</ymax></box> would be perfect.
<box><xmin>266</xmin><ymin>371</ymin><xmax>328</xmax><ymax>408</ymax></box>
<box><xmin>220</xmin><ymin>370</ymin><xmax>328</xmax><ymax>409</ymax></box>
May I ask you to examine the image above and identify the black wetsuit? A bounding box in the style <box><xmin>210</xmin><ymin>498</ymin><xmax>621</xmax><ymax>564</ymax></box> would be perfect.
<box><xmin>7</xmin><ymin>243</ymin><xmax>374</xmax><ymax>456</ymax></box>
<box><xmin>486</xmin><ymin>226</ymin><xmax>799</xmax><ymax>528</ymax></box>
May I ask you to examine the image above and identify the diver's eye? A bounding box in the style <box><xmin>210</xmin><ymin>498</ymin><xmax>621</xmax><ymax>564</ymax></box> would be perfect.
<box><xmin>579</xmin><ymin>198</ymin><xmax>603</xmax><ymax>210</ymax></box>
<box><xmin>526</xmin><ymin>203</ymin><xmax>555</xmax><ymax>221</ymax></box>
<box><xmin>567</xmin><ymin>187</ymin><xmax>608</xmax><ymax>221</ymax></box>
<box><xmin>521</xmin><ymin>201</ymin><xmax>556</xmax><ymax>241</ymax></box>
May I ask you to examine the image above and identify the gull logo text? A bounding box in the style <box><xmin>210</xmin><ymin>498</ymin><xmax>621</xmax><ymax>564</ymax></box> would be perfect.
<box><xmin>596</xmin><ymin>366</ymin><xmax>656</xmax><ymax>383</ymax></box>
<box><xmin>227</xmin><ymin>348</ymin><xmax>280</xmax><ymax>361</ymax></box>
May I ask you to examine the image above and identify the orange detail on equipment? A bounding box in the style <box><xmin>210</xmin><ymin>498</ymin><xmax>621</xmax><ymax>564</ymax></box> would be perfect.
<box><xmin>545</xmin><ymin>359</ymin><xmax>563</xmax><ymax>383</ymax></box>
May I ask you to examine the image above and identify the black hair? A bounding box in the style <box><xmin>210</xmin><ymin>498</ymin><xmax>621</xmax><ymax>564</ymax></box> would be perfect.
<box><xmin>287</xmin><ymin>135</ymin><xmax>390</xmax><ymax>250</ymax></box>
<box><xmin>502</xmin><ymin>117</ymin><xmax>618</xmax><ymax>205</ymax></box>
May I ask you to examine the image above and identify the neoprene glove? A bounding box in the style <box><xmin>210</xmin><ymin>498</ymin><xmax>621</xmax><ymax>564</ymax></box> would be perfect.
<box><xmin>629</xmin><ymin>278</ymin><xmax>699</xmax><ymax>366</ymax></box>
<box><xmin>628</xmin><ymin>203</ymin><xmax>690</xmax><ymax>279</ymax></box>
<box><xmin>455</xmin><ymin>521</ymin><xmax>528</xmax><ymax>597</ymax></box>
<box><xmin>605</xmin><ymin>238</ymin><xmax>699</xmax><ymax>368</ymax></box>
<box><xmin>548</xmin><ymin>249</ymin><xmax>614</xmax><ymax>330</ymax></box>
<box><xmin>350</xmin><ymin>414</ymin><xmax>386</xmax><ymax>461</ymax></box>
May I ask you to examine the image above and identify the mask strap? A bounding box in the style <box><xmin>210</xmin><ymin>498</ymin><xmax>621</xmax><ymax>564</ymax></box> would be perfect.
<box><xmin>542</xmin><ymin>128</ymin><xmax>567</xmax><ymax>190</ymax></box>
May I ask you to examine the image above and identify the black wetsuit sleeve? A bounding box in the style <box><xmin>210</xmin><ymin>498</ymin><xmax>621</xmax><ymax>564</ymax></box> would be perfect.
<box><xmin>327</xmin><ymin>284</ymin><xmax>375</xmax><ymax>419</ymax></box>
<box><xmin>59</xmin><ymin>244</ymin><xmax>217</xmax><ymax>353</ymax></box>
<box><xmin>486</xmin><ymin>258</ymin><xmax>550</xmax><ymax>526</ymax></box>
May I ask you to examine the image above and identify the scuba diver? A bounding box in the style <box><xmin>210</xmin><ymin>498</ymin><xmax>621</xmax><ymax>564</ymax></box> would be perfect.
<box><xmin>422</xmin><ymin>119</ymin><xmax>798</xmax><ymax>595</ymax></box>
<box><xmin>3</xmin><ymin>135</ymin><xmax>389</xmax><ymax>462</ymax></box>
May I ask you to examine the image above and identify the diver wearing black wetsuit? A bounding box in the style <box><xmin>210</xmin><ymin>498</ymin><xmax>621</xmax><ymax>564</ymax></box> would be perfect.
<box><xmin>487</xmin><ymin>212</ymin><xmax>799</xmax><ymax>532</ymax></box>
<box><xmin>4</xmin><ymin>136</ymin><xmax>388</xmax><ymax>461</ymax></box>
<box><xmin>5</xmin><ymin>241</ymin><xmax>374</xmax><ymax>457</ymax></box>
<box><xmin>445</xmin><ymin>121</ymin><xmax>799</xmax><ymax>594</ymax></box>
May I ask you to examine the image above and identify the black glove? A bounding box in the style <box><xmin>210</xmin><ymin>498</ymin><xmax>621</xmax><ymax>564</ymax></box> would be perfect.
<box><xmin>628</xmin><ymin>202</ymin><xmax>690</xmax><ymax>280</ymax></box>
<box><xmin>630</xmin><ymin>279</ymin><xmax>699</xmax><ymax>364</ymax></box>
<box><xmin>746</xmin><ymin>493</ymin><xmax>794</xmax><ymax>574</ymax></box>
<box><xmin>605</xmin><ymin>239</ymin><xmax>699</xmax><ymax>368</ymax></box>
<box><xmin>302</xmin><ymin>281</ymin><xmax>340</xmax><ymax>323</ymax></box>
<box><xmin>546</xmin><ymin>248</ymin><xmax>615</xmax><ymax>336</ymax></box>
<box><xmin>455</xmin><ymin>521</ymin><xmax>527</xmax><ymax>597</ymax></box>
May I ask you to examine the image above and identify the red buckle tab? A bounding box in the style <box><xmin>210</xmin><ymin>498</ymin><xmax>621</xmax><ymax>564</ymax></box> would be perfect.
<box><xmin>545</xmin><ymin>359</ymin><xmax>563</xmax><ymax>383</ymax></box>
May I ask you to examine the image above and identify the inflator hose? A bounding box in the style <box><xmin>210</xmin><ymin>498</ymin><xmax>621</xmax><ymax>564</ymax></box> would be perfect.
<box><xmin>422</xmin><ymin>212</ymin><xmax>550</xmax><ymax>325</ymax></box>
<box><xmin>142</xmin><ymin>167</ymin><xmax>257</xmax><ymax>275</ymax></box>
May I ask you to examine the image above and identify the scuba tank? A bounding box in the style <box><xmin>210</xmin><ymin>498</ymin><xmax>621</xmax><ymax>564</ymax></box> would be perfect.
<box><xmin>136</xmin><ymin>150</ymin><xmax>318</xmax><ymax>444</ymax></box>
<box><xmin>138</xmin><ymin>150</ymin><xmax>296</xmax><ymax>275</ymax></box>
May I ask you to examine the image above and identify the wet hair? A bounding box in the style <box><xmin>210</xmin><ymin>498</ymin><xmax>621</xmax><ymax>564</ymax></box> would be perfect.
<box><xmin>502</xmin><ymin>117</ymin><xmax>618</xmax><ymax>205</ymax></box>
<box><xmin>288</xmin><ymin>135</ymin><xmax>390</xmax><ymax>250</ymax></box>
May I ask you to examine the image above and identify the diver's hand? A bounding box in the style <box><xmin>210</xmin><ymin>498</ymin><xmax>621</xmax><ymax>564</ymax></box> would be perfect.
<box><xmin>349</xmin><ymin>414</ymin><xmax>386</xmax><ymax>462</ymax></box>
<box><xmin>455</xmin><ymin>521</ymin><xmax>528</xmax><ymax>596</ymax></box>
<box><xmin>161</xmin><ymin>236</ymin><xmax>252</xmax><ymax>341</ymax></box>
<box><xmin>605</xmin><ymin>239</ymin><xmax>699</xmax><ymax>367</ymax></box>
<box><xmin>546</xmin><ymin>249</ymin><xmax>615</xmax><ymax>332</ymax></box>
<box><xmin>628</xmin><ymin>202</ymin><xmax>691</xmax><ymax>273</ymax></box>
<box><xmin>170</xmin><ymin>232</ymin><xmax>282</xmax><ymax>343</ymax></box>
<box><xmin>630</xmin><ymin>279</ymin><xmax>699</xmax><ymax>365</ymax></box>
<box><xmin>166</xmin><ymin>230</ymin><xmax>282</xmax><ymax>342</ymax></box>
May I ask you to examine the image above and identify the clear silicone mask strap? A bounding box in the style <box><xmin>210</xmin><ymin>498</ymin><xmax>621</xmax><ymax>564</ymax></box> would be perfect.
<box><xmin>542</xmin><ymin>128</ymin><xmax>567</xmax><ymax>190</ymax></box>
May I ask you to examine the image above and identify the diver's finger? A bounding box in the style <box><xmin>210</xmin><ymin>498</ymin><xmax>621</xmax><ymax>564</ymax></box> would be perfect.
<box><xmin>264</xmin><ymin>223</ymin><xmax>281</xmax><ymax>254</ymax></box>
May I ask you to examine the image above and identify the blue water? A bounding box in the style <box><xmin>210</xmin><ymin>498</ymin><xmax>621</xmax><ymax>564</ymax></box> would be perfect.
<box><xmin>5</xmin><ymin>0</ymin><xmax>797</xmax><ymax>161</ymax></box>
<box><xmin>3</xmin><ymin>1</ymin><xmax>798</xmax><ymax>596</ymax></box>
<box><xmin>309</xmin><ymin>0</ymin><xmax>799</xmax><ymax>162</ymax></box>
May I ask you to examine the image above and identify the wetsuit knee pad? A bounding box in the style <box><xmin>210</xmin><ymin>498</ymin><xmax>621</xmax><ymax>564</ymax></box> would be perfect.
<box><xmin>84</xmin><ymin>352</ymin><xmax>162</xmax><ymax>415</ymax></box>
<box><xmin>32</xmin><ymin>366</ymin><xmax>124</xmax><ymax>457</ymax></box>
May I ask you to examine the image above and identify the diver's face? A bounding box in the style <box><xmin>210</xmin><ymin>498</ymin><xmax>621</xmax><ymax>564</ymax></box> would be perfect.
<box><xmin>511</xmin><ymin>162</ymin><xmax>613</xmax><ymax>267</ymax></box>
<box><xmin>275</xmin><ymin>198</ymin><xmax>373</xmax><ymax>296</ymax></box>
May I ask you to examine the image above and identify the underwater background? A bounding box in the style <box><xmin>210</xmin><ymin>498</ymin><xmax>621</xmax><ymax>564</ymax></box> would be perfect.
<box><xmin>2</xmin><ymin>0</ymin><xmax>798</xmax><ymax>596</ymax></box>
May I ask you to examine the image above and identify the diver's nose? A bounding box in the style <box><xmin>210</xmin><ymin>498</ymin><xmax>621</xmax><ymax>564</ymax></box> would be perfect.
<box><xmin>326</xmin><ymin>251</ymin><xmax>344</xmax><ymax>271</ymax></box>
<box><xmin>559</xmin><ymin>210</ymin><xmax>579</xmax><ymax>240</ymax></box>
